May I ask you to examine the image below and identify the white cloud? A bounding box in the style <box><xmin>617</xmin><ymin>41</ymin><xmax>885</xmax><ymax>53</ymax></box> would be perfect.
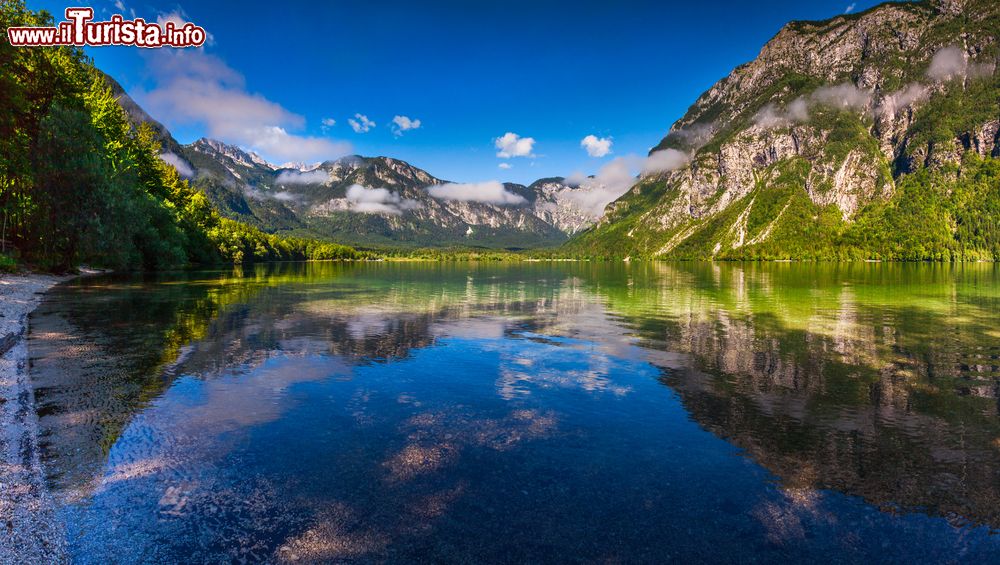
<box><xmin>873</xmin><ymin>47</ymin><xmax>995</xmax><ymax>120</ymax></box>
<box><xmin>754</xmin><ymin>103</ymin><xmax>799</xmax><ymax>129</ymax></box>
<box><xmin>970</xmin><ymin>61</ymin><xmax>996</xmax><ymax>79</ymax></box>
<box><xmin>844</xmin><ymin>3</ymin><xmax>856</xmax><ymax>13</ymax></box>
<box><xmin>754</xmin><ymin>82</ymin><xmax>871</xmax><ymax>129</ymax></box>
<box><xmin>345</xmin><ymin>184</ymin><xmax>420</xmax><ymax>215</ymax></box>
<box><xmin>348</xmin><ymin>113</ymin><xmax>375</xmax><ymax>133</ymax></box>
<box><xmin>668</xmin><ymin>123</ymin><xmax>716</xmax><ymax>151</ymax></box>
<box><xmin>562</xmin><ymin>158</ymin><xmax>636</xmax><ymax>217</ymax></box>
<box><xmin>321</xmin><ymin>117</ymin><xmax>336</xmax><ymax>133</ymax></box>
<box><xmin>391</xmin><ymin>115</ymin><xmax>421</xmax><ymax>136</ymax></box>
<box><xmin>580</xmin><ymin>135</ymin><xmax>613</xmax><ymax>157</ymax></box>
<box><xmin>927</xmin><ymin>46</ymin><xmax>966</xmax><ymax>82</ymax></box>
<box><xmin>113</xmin><ymin>0</ymin><xmax>136</xmax><ymax>18</ymax></box>
<box><xmin>876</xmin><ymin>83</ymin><xmax>930</xmax><ymax>118</ymax></box>
<box><xmin>137</xmin><ymin>49</ymin><xmax>350</xmax><ymax>163</ymax></box>
<box><xmin>561</xmin><ymin>149</ymin><xmax>691</xmax><ymax>217</ymax></box>
<box><xmin>498</xmin><ymin>162</ymin><xmax>512</xmax><ymax>170</ymax></box>
<box><xmin>925</xmin><ymin>45</ymin><xmax>994</xmax><ymax>82</ymax></box>
<box><xmin>275</xmin><ymin>169</ymin><xmax>330</xmax><ymax>185</ymax></box>
<box><xmin>427</xmin><ymin>181</ymin><xmax>527</xmax><ymax>205</ymax></box>
<box><xmin>243</xmin><ymin>185</ymin><xmax>300</xmax><ymax>204</ymax></box>
<box><xmin>495</xmin><ymin>132</ymin><xmax>535</xmax><ymax>158</ymax></box>
<box><xmin>271</xmin><ymin>191</ymin><xmax>298</xmax><ymax>202</ymax></box>
<box><xmin>155</xmin><ymin>10</ymin><xmax>187</xmax><ymax>28</ymax></box>
<box><xmin>810</xmin><ymin>83</ymin><xmax>872</xmax><ymax>110</ymax></box>
<box><xmin>155</xmin><ymin>9</ymin><xmax>214</xmax><ymax>45</ymax></box>
<box><xmin>159</xmin><ymin>152</ymin><xmax>193</xmax><ymax>177</ymax></box>
<box><xmin>563</xmin><ymin>172</ymin><xmax>588</xmax><ymax>187</ymax></box>
<box><xmin>642</xmin><ymin>149</ymin><xmax>689</xmax><ymax>174</ymax></box>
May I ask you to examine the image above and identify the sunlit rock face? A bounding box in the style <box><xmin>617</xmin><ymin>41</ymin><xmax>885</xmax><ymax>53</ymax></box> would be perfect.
<box><xmin>577</xmin><ymin>0</ymin><xmax>1000</xmax><ymax>258</ymax></box>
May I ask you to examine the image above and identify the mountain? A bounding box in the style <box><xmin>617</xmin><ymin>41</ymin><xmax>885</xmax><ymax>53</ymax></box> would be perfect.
<box><xmin>175</xmin><ymin>138</ymin><xmax>605</xmax><ymax>249</ymax></box>
<box><xmin>570</xmin><ymin>0</ymin><xmax>1000</xmax><ymax>260</ymax></box>
<box><xmin>102</xmin><ymin>78</ymin><xmax>626</xmax><ymax>249</ymax></box>
<box><xmin>103</xmin><ymin>72</ymin><xmax>186</xmax><ymax>157</ymax></box>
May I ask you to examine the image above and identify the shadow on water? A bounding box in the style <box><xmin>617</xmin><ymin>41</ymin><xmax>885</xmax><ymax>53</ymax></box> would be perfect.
<box><xmin>27</xmin><ymin>260</ymin><xmax>1000</xmax><ymax>562</ymax></box>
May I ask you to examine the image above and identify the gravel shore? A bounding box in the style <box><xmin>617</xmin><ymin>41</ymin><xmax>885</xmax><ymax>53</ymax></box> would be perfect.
<box><xmin>0</xmin><ymin>273</ymin><xmax>73</xmax><ymax>565</ymax></box>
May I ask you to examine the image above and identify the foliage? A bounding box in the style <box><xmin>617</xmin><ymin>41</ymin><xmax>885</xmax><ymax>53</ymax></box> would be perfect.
<box><xmin>0</xmin><ymin>1</ymin><xmax>359</xmax><ymax>272</ymax></box>
<box><xmin>0</xmin><ymin>253</ymin><xmax>16</xmax><ymax>273</ymax></box>
<box><xmin>906</xmin><ymin>72</ymin><xmax>1000</xmax><ymax>156</ymax></box>
<box><xmin>568</xmin><ymin>154</ymin><xmax>1000</xmax><ymax>261</ymax></box>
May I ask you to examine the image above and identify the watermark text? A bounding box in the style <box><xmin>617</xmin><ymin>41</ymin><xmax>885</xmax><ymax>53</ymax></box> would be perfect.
<box><xmin>6</xmin><ymin>8</ymin><xmax>206</xmax><ymax>48</ymax></box>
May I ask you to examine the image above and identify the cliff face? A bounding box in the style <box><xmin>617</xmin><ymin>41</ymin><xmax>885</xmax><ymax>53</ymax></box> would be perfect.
<box><xmin>572</xmin><ymin>0</ymin><xmax>1000</xmax><ymax>259</ymax></box>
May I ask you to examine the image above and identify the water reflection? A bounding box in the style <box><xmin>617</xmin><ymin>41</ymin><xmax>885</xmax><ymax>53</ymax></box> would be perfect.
<box><xmin>625</xmin><ymin>263</ymin><xmax>1000</xmax><ymax>531</ymax></box>
<box><xmin>28</xmin><ymin>261</ymin><xmax>1000</xmax><ymax>562</ymax></box>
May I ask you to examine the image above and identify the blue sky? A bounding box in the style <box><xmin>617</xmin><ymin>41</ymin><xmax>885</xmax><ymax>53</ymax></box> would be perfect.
<box><xmin>32</xmin><ymin>0</ymin><xmax>882</xmax><ymax>184</ymax></box>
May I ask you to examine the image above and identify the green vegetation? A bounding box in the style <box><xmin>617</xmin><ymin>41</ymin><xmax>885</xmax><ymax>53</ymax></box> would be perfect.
<box><xmin>372</xmin><ymin>247</ymin><xmax>576</xmax><ymax>261</ymax></box>
<box><xmin>570</xmin><ymin>154</ymin><xmax>1000</xmax><ymax>261</ymax></box>
<box><xmin>0</xmin><ymin>252</ymin><xmax>16</xmax><ymax>273</ymax></box>
<box><xmin>906</xmin><ymin>71</ymin><xmax>1000</xmax><ymax>155</ymax></box>
<box><xmin>575</xmin><ymin>0</ymin><xmax>1000</xmax><ymax>263</ymax></box>
<box><xmin>0</xmin><ymin>2</ymin><xmax>358</xmax><ymax>272</ymax></box>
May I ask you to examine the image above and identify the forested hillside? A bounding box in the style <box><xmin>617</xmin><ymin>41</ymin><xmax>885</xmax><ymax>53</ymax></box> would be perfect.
<box><xmin>0</xmin><ymin>1</ymin><xmax>357</xmax><ymax>272</ymax></box>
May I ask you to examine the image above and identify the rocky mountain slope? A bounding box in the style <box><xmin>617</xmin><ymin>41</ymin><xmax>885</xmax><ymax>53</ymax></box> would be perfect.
<box><xmin>177</xmin><ymin>138</ymin><xmax>602</xmax><ymax>248</ymax></box>
<box><xmin>570</xmin><ymin>0</ymin><xmax>1000</xmax><ymax>260</ymax></box>
<box><xmin>104</xmin><ymin>78</ymin><xmax>610</xmax><ymax>249</ymax></box>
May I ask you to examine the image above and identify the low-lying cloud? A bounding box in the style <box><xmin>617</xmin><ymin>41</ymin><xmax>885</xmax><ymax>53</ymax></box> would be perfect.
<box><xmin>275</xmin><ymin>169</ymin><xmax>331</xmax><ymax>185</ymax></box>
<box><xmin>346</xmin><ymin>184</ymin><xmax>420</xmax><ymax>215</ymax></box>
<box><xmin>757</xmin><ymin>47</ymin><xmax>996</xmax><ymax>127</ymax></box>
<box><xmin>811</xmin><ymin>83</ymin><xmax>872</xmax><ymax>110</ymax></box>
<box><xmin>581</xmin><ymin>135</ymin><xmax>613</xmax><ymax>157</ymax></box>
<box><xmin>754</xmin><ymin>82</ymin><xmax>871</xmax><ymax>129</ymax></box>
<box><xmin>495</xmin><ymin>132</ymin><xmax>535</xmax><ymax>158</ymax></box>
<box><xmin>159</xmin><ymin>152</ymin><xmax>194</xmax><ymax>177</ymax></box>
<box><xmin>876</xmin><ymin>83</ymin><xmax>930</xmax><ymax>118</ymax></box>
<box><xmin>927</xmin><ymin>46</ymin><xmax>966</xmax><ymax>81</ymax></box>
<box><xmin>927</xmin><ymin>45</ymin><xmax>994</xmax><ymax>82</ymax></box>
<box><xmin>137</xmin><ymin>49</ymin><xmax>350</xmax><ymax>163</ymax></box>
<box><xmin>427</xmin><ymin>181</ymin><xmax>527</xmax><ymax>205</ymax></box>
<box><xmin>666</xmin><ymin>122</ymin><xmax>716</xmax><ymax>151</ymax></box>
<box><xmin>878</xmin><ymin>46</ymin><xmax>994</xmax><ymax>118</ymax></box>
<box><xmin>643</xmin><ymin>148</ymin><xmax>690</xmax><ymax>174</ymax></box>
<box><xmin>563</xmin><ymin>148</ymin><xmax>691</xmax><ymax>217</ymax></box>
<box><xmin>244</xmin><ymin>185</ymin><xmax>300</xmax><ymax>204</ymax></box>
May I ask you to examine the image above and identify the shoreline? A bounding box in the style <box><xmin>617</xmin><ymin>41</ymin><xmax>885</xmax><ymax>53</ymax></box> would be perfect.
<box><xmin>0</xmin><ymin>273</ymin><xmax>77</xmax><ymax>565</ymax></box>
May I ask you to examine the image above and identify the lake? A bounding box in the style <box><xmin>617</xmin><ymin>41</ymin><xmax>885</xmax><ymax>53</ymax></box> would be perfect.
<box><xmin>28</xmin><ymin>261</ymin><xmax>1000</xmax><ymax>563</ymax></box>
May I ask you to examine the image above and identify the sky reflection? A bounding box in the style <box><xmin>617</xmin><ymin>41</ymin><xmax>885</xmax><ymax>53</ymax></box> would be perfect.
<box><xmin>28</xmin><ymin>262</ymin><xmax>1000</xmax><ymax>562</ymax></box>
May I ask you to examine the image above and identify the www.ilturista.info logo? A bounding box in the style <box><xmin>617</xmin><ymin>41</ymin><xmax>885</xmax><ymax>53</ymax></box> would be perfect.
<box><xmin>6</xmin><ymin>7</ymin><xmax>206</xmax><ymax>48</ymax></box>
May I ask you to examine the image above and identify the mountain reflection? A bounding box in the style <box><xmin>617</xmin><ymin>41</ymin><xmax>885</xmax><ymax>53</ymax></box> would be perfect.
<box><xmin>29</xmin><ymin>261</ymin><xmax>1000</xmax><ymax>556</ymax></box>
<box><xmin>593</xmin><ymin>262</ymin><xmax>1000</xmax><ymax>528</ymax></box>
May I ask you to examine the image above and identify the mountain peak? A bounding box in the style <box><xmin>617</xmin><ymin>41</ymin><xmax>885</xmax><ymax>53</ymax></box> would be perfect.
<box><xmin>190</xmin><ymin>138</ymin><xmax>276</xmax><ymax>171</ymax></box>
<box><xmin>572</xmin><ymin>0</ymin><xmax>1000</xmax><ymax>259</ymax></box>
<box><xmin>279</xmin><ymin>161</ymin><xmax>324</xmax><ymax>172</ymax></box>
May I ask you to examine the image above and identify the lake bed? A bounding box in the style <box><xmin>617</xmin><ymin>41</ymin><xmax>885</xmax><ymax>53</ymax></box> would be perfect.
<box><xmin>29</xmin><ymin>262</ymin><xmax>1000</xmax><ymax>562</ymax></box>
